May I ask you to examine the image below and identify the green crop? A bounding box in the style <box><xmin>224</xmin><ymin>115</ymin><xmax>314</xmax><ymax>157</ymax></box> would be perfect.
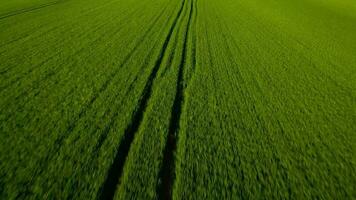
<box><xmin>1</xmin><ymin>0</ymin><xmax>355</xmax><ymax>199</ymax></box>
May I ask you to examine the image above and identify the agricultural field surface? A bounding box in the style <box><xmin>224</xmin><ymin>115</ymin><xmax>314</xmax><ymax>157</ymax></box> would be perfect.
<box><xmin>0</xmin><ymin>0</ymin><xmax>355</xmax><ymax>199</ymax></box>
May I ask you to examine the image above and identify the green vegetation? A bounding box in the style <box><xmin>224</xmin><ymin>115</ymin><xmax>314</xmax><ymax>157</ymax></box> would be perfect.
<box><xmin>0</xmin><ymin>0</ymin><xmax>355</xmax><ymax>199</ymax></box>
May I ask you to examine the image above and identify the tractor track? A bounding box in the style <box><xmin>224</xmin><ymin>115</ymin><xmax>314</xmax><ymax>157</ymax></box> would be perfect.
<box><xmin>98</xmin><ymin>0</ymin><xmax>187</xmax><ymax>199</ymax></box>
<box><xmin>158</xmin><ymin>0</ymin><xmax>196</xmax><ymax>199</ymax></box>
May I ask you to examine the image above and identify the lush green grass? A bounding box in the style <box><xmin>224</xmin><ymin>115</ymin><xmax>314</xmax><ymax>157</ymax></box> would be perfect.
<box><xmin>174</xmin><ymin>0</ymin><xmax>356</xmax><ymax>198</ymax></box>
<box><xmin>0</xmin><ymin>0</ymin><xmax>355</xmax><ymax>199</ymax></box>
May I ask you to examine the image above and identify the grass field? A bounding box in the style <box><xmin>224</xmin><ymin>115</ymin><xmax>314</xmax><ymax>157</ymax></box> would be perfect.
<box><xmin>0</xmin><ymin>0</ymin><xmax>355</xmax><ymax>199</ymax></box>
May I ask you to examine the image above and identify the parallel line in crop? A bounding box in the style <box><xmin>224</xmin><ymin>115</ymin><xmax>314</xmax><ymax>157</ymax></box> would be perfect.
<box><xmin>158</xmin><ymin>0</ymin><xmax>196</xmax><ymax>199</ymax></box>
<box><xmin>89</xmin><ymin>0</ymin><xmax>175</xmax><ymax>156</ymax></box>
<box><xmin>172</xmin><ymin>0</ymin><xmax>198</xmax><ymax>198</ymax></box>
<box><xmin>0</xmin><ymin>0</ymin><xmax>119</xmax><ymax>49</ymax></box>
<box><xmin>1</xmin><ymin>0</ymin><xmax>163</xmax><ymax>141</ymax></box>
<box><xmin>98</xmin><ymin>0</ymin><xmax>187</xmax><ymax>199</ymax></box>
<box><xmin>217</xmin><ymin>0</ymin><xmax>354</xmax><ymax>101</ymax></box>
<box><xmin>0</xmin><ymin>0</ymin><xmax>62</xmax><ymax>20</ymax></box>
<box><xmin>90</xmin><ymin>1</ymin><xmax>182</xmax><ymax>158</ymax></box>
<box><xmin>26</xmin><ymin>6</ymin><xmax>177</xmax><ymax>197</ymax></box>
<box><xmin>20</xmin><ymin>0</ymin><xmax>171</xmax><ymax>185</ymax></box>
<box><xmin>0</xmin><ymin>0</ymin><xmax>171</xmax><ymax>196</ymax></box>
<box><xmin>111</xmin><ymin>0</ymin><xmax>191</xmax><ymax>197</ymax></box>
<box><xmin>65</xmin><ymin>5</ymin><xmax>170</xmax><ymax>137</ymax></box>
<box><xmin>91</xmin><ymin>14</ymin><xmax>177</xmax><ymax>154</ymax></box>
<box><xmin>0</xmin><ymin>1</ymin><xmax>144</xmax><ymax>92</ymax></box>
<box><xmin>0</xmin><ymin>0</ymin><xmax>135</xmax><ymax>75</ymax></box>
<box><xmin>0</xmin><ymin>4</ymin><xmax>147</xmax><ymax>113</ymax></box>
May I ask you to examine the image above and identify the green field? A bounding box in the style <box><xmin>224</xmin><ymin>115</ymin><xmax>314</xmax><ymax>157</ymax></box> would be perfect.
<box><xmin>0</xmin><ymin>0</ymin><xmax>355</xmax><ymax>199</ymax></box>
